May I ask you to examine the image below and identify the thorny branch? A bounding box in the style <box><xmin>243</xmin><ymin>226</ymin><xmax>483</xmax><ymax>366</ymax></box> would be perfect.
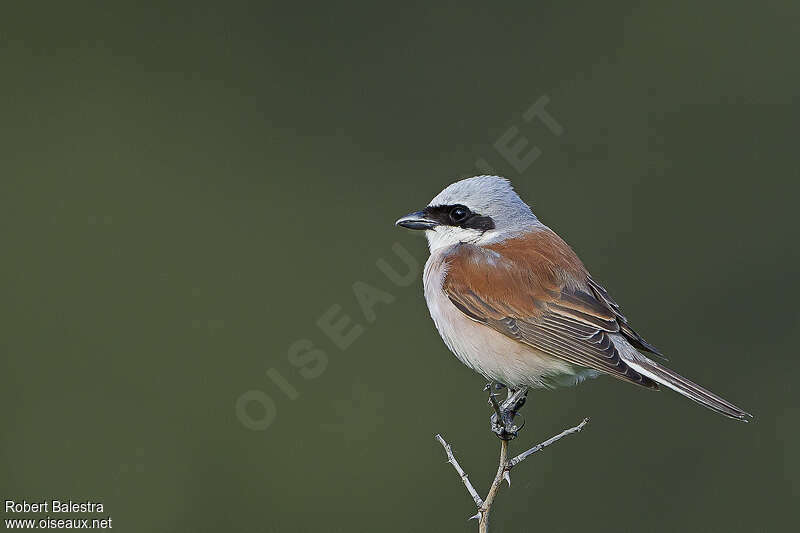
<box><xmin>434</xmin><ymin>434</ymin><xmax>484</xmax><ymax>508</ymax></box>
<box><xmin>508</xmin><ymin>418</ymin><xmax>589</xmax><ymax>469</ymax></box>
<box><xmin>435</xmin><ymin>386</ymin><xmax>589</xmax><ymax>532</ymax></box>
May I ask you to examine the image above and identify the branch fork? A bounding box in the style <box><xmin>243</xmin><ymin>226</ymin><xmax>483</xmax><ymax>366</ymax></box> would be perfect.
<box><xmin>435</xmin><ymin>385</ymin><xmax>589</xmax><ymax>532</ymax></box>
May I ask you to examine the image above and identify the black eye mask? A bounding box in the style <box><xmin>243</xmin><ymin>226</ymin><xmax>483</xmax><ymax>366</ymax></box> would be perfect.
<box><xmin>422</xmin><ymin>204</ymin><xmax>495</xmax><ymax>232</ymax></box>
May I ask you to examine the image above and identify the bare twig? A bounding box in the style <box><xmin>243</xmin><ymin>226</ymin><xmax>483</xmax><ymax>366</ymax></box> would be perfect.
<box><xmin>435</xmin><ymin>392</ymin><xmax>590</xmax><ymax>532</ymax></box>
<box><xmin>477</xmin><ymin>439</ymin><xmax>508</xmax><ymax>532</ymax></box>
<box><xmin>508</xmin><ymin>417</ymin><xmax>589</xmax><ymax>469</ymax></box>
<box><xmin>435</xmin><ymin>434</ymin><xmax>484</xmax><ymax>508</ymax></box>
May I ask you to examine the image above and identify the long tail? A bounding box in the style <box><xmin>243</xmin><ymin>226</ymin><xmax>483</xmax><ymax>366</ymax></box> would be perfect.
<box><xmin>620</xmin><ymin>351</ymin><xmax>752</xmax><ymax>421</ymax></box>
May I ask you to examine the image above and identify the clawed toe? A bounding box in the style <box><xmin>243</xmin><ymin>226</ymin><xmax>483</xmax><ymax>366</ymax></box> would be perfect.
<box><xmin>487</xmin><ymin>386</ymin><xmax>528</xmax><ymax>440</ymax></box>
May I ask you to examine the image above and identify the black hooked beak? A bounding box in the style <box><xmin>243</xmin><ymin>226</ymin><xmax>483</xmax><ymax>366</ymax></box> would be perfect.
<box><xmin>395</xmin><ymin>210</ymin><xmax>437</xmax><ymax>230</ymax></box>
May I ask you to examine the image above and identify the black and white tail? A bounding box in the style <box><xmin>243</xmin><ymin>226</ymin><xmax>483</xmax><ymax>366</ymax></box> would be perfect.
<box><xmin>620</xmin><ymin>347</ymin><xmax>752</xmax><ymax>421</ymax></box>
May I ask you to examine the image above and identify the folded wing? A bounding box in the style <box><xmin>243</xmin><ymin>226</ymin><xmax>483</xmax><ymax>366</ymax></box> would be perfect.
<box><xmin>442</xmin><ymin>232</ymin><xmax>659</xmax><ymax>389</ymax></box>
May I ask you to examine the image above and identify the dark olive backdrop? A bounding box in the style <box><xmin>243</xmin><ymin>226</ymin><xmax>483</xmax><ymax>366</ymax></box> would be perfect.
<box><xmin>1</xmin><ymin>2</ymin><xmax>798</xmax><ymax>532</ymax></box>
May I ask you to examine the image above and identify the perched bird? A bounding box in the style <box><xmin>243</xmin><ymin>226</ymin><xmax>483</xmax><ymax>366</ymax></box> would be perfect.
<box><xmin>396</xmin><ymin>176</ymin><xmax>751</xmax><ymax>420</ymax></box>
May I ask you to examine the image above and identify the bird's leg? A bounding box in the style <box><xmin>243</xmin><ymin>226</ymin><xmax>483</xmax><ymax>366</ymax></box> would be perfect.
<box><xmin>484</xmin><ymin>382</ymin><xmax>506</xmax><ymax>420</ymax></box>
<box><xmin>487</xmin><ymin>386</ymin><xmax>527</xmax><ymax>441</ymax></box>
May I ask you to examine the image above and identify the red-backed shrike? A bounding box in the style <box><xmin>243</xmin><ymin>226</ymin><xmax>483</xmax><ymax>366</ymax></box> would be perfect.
<box><xmin>396</xmin><ymin>176</ymin><xmax>751</xmax><ymax>420</ymax></box>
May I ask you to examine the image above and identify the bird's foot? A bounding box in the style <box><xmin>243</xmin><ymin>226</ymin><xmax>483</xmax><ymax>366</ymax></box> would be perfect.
<box><xmin>486</xmin><ymin>384</ymin><xmax>527</xmax><ymax>441</ymax></box>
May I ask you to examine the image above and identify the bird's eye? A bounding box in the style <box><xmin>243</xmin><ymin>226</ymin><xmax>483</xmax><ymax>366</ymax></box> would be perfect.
<box><xmin>449</xmin><ymin>205</ymin><xmax>470</xmax><ymax>223</ymax></box>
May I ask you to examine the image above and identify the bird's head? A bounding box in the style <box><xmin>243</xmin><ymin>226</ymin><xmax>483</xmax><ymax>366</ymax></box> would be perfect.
<box><xmin>395</xmin><ymin>175</ymin><xmax>540</xmax><ymax>252</ymax></box>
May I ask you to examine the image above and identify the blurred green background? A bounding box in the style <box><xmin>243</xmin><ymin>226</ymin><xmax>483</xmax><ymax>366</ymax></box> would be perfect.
<box><xmin>1</xmin><ymin>1</ymin><xmax>798</xmax><ymax>531</ymax></box>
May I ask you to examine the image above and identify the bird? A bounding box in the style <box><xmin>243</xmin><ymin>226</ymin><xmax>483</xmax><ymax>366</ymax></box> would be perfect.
<box><xmin>395</xmin><ymin>175</ymin><xmax>751</xmax><ymax>421</ymax></box>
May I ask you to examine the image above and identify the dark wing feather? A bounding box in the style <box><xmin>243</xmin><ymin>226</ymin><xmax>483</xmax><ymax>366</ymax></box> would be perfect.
<box><xmin>587</xmin><ymin>276</ymin><xmax>663</xmax><ymax>357</ymax></box>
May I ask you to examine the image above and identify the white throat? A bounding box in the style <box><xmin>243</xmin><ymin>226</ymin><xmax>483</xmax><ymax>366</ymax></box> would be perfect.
<box><xmin>424</xmin><ymin>225</ymin><xmax>541</xmax><ymax>253</ymax></box>
<box><xmin>425</xmin><ymin>226</ymin><xmax>481</xmax><ymax>253</ymax></box>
